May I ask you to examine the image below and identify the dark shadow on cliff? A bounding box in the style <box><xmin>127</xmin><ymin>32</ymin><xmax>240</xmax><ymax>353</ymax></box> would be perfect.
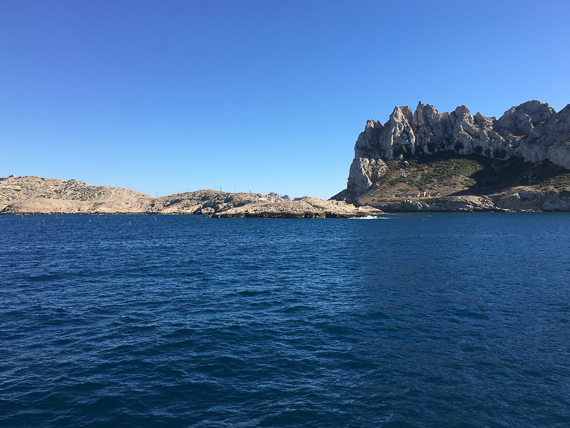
<box><xmin>444</xmin><ymin>154</ymin><xmax>570</xmax><ymax>196</ymax></box>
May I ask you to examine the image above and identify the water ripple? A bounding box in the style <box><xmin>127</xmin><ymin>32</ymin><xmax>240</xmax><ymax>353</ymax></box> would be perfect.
<box><xmin>1</xmin><ymin>214</ymin><xmax>570</xmax><ymax>427</ymax></box>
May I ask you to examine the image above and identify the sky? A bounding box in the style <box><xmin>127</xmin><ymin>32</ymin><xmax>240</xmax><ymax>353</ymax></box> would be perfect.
<box><xmin>1</xmin><ymin>0</ymin><xmax>569</xmax><ymax>199</ymax></box>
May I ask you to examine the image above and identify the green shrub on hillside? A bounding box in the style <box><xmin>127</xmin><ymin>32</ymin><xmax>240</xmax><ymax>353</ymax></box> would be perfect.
<box><xmin>396</xmin><ymin>145</ymin><xmax>413</xmax><ymax>159</ymax></box>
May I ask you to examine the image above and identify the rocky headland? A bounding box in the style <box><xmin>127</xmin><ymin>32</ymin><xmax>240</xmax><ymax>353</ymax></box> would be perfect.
<box><xmin>334</xmin><ymin>100</ymin><xmax>570</xmax><ymax>212</ymax></box>
<box><xmin>0</xmin><ymin>175</ymin><xmax>377</xmax><ymax>218</ymax></box>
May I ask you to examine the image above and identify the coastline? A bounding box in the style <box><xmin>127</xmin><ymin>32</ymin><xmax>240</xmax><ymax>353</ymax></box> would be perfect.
<box><xmin>3</xmin><ymin>175</ymin><xmax>570</xmax><ymax>218</ymax></box>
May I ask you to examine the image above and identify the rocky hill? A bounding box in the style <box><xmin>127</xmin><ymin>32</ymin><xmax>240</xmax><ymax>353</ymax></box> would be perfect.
<box><xmin>0</xmin><ymin>175</ymin><xmax>153</xmax><ymax>214</ymax></box>
<box><xmin>0</xmin><ymin>175</ymin><xmax>376</xmax><ymax>218</ymax></box>
<box><xmin>212</xmin><ymin>196</ymin><xmax>376</xmax><ymax>218</ymax></box>
<box><xmin>334</xmin><ymin>101</ymin><xmax>570</xmax><ymax>211</ymax></box>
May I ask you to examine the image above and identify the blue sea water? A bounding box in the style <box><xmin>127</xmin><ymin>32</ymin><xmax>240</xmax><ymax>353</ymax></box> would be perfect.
<box><xmin>1</xmin><ymin>213</ymin><xmax>569</xmax><ymax>427</ymax></box>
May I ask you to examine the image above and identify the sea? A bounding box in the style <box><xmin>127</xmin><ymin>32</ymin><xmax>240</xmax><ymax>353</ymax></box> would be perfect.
<box><xmin>1</xmin><ymin>213</ymin><xmax>569</xmax><ymax>427</ymax></box>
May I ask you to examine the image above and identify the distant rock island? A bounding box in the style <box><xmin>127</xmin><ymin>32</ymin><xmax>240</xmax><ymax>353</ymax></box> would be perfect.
<box><xmin>0</xmin><ymin>175</ymin><xmax>377</xmax><ymax>218</ymax></box>
<box><xmin>334</xmin><ymin>100</ymin><xmax>570</xmax><ymax>212</ymax></box>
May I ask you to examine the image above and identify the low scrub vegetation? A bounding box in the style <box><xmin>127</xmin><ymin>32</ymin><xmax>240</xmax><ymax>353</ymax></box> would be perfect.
<box><xmin>362</xmin><ymin>151</ymin><xmax>570</xmax><ymax>200</ymax></box>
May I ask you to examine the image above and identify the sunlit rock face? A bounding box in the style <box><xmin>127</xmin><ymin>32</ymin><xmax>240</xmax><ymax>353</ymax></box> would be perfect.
<box><xmin>341</xmin><ymin>100</ymin><xmax>570</xmax><ymax>199</ymax></box>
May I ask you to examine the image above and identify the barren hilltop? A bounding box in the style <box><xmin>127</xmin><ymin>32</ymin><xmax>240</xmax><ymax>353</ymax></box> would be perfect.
<box><xmin>0</xmin><ymin>175</ymin><xmax>376</xmax><ymax>218</ymax></box>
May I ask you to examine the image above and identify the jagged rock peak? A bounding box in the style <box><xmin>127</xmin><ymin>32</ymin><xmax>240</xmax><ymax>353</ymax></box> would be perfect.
<box><xmin>339</xmin><ymin>100</ymin><xmax>570</xmax><ymax>200</ymax></box>
<box><xmin>365</xmin><ymin>119</ymin><xmax>382</xmax><ymax>129</ymax></box>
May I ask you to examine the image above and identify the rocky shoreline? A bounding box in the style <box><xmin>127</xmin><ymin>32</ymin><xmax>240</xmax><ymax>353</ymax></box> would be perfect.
<box><xmin>211</xmin><ymin>197</ymin><xmax>379</xmax><ymax>218</ymax></box>
<box><xmin>0</xmin><ymin>176</ymin><xmax>379</xmax><ymax>218</ymax></box>
<box><xmin>2</xmin><ymin>175</ymin><xmax>570</xmax><ymax>217</ymax></box>
<box><xmin>357</xmin><ymin>190</ymin><xmax>570</xmax><ymax>213</ymax></box>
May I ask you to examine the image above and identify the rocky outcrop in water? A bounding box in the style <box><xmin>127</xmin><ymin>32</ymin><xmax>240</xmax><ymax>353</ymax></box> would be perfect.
<box><xmin>0</xmin><ymin>175</ymin><xmax>378</xmax><ymax>218</ymax></box>
<box><xmin>341</xmin><ymin>101</ymin><xmax>570</xmax><ymax>200</ymax></box>
<box><xmin>211</xmin><ymin>197</ymin><xmax>378</xmax><ymax>218</ymax></box>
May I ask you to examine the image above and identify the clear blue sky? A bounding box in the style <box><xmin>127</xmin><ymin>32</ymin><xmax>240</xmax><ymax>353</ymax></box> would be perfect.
<box><xmin>1</xmin><ymin>0</ymin><xmax>569</xmax><ymax>199</ymax></box>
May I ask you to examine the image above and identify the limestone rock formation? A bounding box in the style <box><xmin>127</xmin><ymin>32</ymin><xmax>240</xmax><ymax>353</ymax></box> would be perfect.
<box><xmin>0</xmin><ymin>176</ymin><xmax>289</xmax><ymax>215</ymax></box>
<box><xmin>211</xmin><ymin>197</ymin><xmax>379</xmax><ymax>218</ymax></box>
<box><xmin>0</xmin><ymin>175</ymin><xmax>378</xmax><ymax>217</ymax></box>
<box><xmin>0</xmin><ymin>176</ymin><xmax>153</xmax><ymax>214</ymax></box>
<box><xmin>340</xmin><ymin>100</ymin><xmax>570</xmax><ymax>200</ymax></box>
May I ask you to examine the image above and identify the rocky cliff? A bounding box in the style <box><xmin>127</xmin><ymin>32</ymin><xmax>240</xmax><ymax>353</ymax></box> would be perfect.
<box><xmin>339</xmin><ymin>101</ymin><xmax>570</xmax><ymax>201</ymax></box>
